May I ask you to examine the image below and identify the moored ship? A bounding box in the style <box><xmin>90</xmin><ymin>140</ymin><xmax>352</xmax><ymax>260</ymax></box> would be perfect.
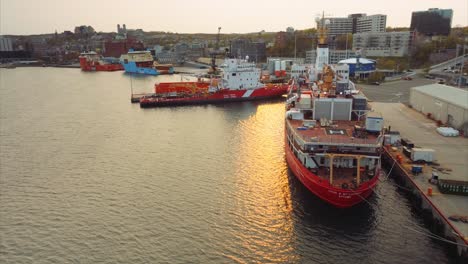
<box><xmin>140</xmin><ymin>57</ymin><xmax>288</xmax><ymax>108</ymax></box>
<box><xmin>284</xmin><ymin>19</ymin><xmax>384</xmax><ymax>208</ymax></box>
<box><xmin>79</xmin><ymin>51</ymin><xmax>124</xmax><ymax>71</ymax></box>
<box><xmin>120</xmin><ymin>50</ymin><xmax>174</xmax><ymax>75</ymax></box>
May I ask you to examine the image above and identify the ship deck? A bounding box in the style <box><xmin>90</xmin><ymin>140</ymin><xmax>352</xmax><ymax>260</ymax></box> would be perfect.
<box><xmin>287</xmin><ymin>119</ymin><xmax>381</xmax><ymax>146</ymax></box>
<box><xmin>310</xmin><ymin>167</ymin><xmax>376</xmax><ymax>189</ymax></box>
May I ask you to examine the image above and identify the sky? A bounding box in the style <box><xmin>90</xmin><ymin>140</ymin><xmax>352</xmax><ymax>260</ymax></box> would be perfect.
<box><xmin>0</xmin><ymin>0</ymin><xmax>467</xmax><ymax>35</ymax></box>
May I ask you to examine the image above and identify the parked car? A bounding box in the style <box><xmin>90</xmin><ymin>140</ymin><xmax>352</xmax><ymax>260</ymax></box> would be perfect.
<box><xmin>402</xmin><ymin>76</ymin><xmax>413</xmax><ymax>80</ymax></box>
<box><xmin>437</xmin><ymin>79</ymin><xmax>446</xmax><ymax>84</ymax></box>
<box><xmin>371</xmin><ymin>81</ymin><xmax>380</xmax><ymax>85</ymax></box>
<box><xmin>425</xmin><ymin>75</ymin><xmax>435</xmax><ymax>79</ymax></box>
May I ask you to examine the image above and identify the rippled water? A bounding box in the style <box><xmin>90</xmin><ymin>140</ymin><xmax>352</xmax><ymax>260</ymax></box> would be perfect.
<box><xmin>0</xmin><ymin>68</ymin><xmax>456</xmax><ymax>263</ymax></box>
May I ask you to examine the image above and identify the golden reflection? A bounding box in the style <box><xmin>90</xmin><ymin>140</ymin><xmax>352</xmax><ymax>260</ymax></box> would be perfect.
<box><xmin>231</xmin><ymin>102</ymin><xmax>298</xmax><ymax>263</ymax></box>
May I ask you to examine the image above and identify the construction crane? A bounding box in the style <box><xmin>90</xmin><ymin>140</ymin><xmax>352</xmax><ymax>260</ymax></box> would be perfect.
<box><xmin>209</xmin><ymin>27</ymin><xmax>222</xmax><ymax>74</ymax></box>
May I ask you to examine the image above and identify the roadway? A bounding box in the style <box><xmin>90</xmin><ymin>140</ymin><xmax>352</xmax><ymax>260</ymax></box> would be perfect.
<box><xmin>358</xmin><ymin>75</ymin><xmax>435</xmax><ymax>104</ymax></box>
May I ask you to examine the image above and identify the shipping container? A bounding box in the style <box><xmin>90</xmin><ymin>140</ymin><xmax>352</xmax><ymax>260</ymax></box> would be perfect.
<box><xmin>410</xmin><ymin>148</ymin><xmax>435</xmax><ymax>162</ymax></box>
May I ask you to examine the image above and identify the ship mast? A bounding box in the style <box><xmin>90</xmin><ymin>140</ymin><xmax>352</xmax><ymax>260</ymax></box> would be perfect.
<box><xmin>315</xmin><ymin>12</ymin><xmax>329</xmax><ymax>73</ymax></box>
<box><xmin>318</xmin><ymin>12</ymin><xmax>327</xmax><ymax>46</ymax></box>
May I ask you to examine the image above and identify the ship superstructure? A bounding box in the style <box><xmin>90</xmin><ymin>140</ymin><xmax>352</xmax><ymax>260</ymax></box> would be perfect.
<box><xmin>140</xmin><ymin>57</ymin><xmax>288</xmax><ymax>107</ymax></box>
<box><xmin>120</xmin><ymin>50</ymin><xmax>174</xmax><ymax>75</ymax></box>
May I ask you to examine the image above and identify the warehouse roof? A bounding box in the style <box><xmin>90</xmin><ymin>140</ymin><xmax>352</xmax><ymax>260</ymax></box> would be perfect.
<box><xmin>411</xmin><ymin>84</ymin><xmax>468</xmax><ymax>109</ymax></box>
<box><xmin>338</xmin><ymin>58</ymin><xmax>376</xmax><ymax>64</ymax></box>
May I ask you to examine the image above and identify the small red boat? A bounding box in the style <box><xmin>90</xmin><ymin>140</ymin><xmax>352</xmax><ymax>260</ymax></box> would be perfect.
<box><xmin>79</xmin><ymin>52</ymin><xmax>123</xmax><ymax>72</ymax></box>
<box><xmin>140</xmin><ymin>58</ymin><xmax>288</xmax><ymax>108</ymax></box>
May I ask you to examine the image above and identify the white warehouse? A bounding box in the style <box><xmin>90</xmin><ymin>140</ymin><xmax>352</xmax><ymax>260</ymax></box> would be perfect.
<box><xmin>410</xmin><ymin>84</ymin><xmax>468</xmax><ymax>136</ymax></box>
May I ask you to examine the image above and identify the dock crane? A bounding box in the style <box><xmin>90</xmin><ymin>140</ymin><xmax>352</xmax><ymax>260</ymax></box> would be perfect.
<box><xmin>209</xmin><ymin>27</ymin><xmax>222</xmax><ymax>74</ymax></box>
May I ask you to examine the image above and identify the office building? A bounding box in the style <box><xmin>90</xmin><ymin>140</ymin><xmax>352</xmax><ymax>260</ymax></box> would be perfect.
<box><xmin>410</xmin><ymin>8</ymin><xmax>453</xmax><ymax>36</ymax></box>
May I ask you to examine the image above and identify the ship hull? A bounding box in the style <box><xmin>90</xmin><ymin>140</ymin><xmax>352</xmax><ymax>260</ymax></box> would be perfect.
<box><xmin>122</xmin><ymin>62</ymin><xmax>174</xmax><ymax>76</ymax></box>
<box><xmin>285</xmin><ymin>134</ymin><xmax>379</xmax><ymax>208</ymax></box>
<box><xmin>140</xmin><ymin>85</ymin><xmax>288</xmax><ymax>108</ymax></box>
<box><xmin>79</xmin><ymin>57</ymin><xmax>123</xmax><ymax>72</ymax></box>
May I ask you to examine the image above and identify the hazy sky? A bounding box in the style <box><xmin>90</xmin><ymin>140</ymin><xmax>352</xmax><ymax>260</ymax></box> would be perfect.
<box><xmin>0</xmin><ymin>0</ymin><xmax>467</xmax><ymax>35</ymax></box>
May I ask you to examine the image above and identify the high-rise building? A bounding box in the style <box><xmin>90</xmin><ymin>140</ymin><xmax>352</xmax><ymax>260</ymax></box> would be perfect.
<box><xmin>356</xmin><ymin>15</ymin><xmax>387</xmax><ymax>33</ymax></box>
<box><xmin>410</xmin><ymin>8</ymin><xmax>453</xmax><ymax>36</ymax></box>
<box><xmin>316</xmin><ymin>14</ymin><xmax>386</xmax><ymax>36</ymax></box>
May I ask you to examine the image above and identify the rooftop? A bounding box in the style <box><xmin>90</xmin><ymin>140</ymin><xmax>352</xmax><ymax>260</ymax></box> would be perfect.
<box><xmin>411</xmin><ymin>84</ymin><xmax>468</xmax><ymax>109</ymax></box>
<box><xmin>338</xmin><ymin>58</ymin><xmax>375</xmax><ymax>64</ymax></box>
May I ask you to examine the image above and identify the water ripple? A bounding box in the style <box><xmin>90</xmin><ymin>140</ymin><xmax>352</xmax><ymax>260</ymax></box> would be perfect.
<box><xmin>0</xmin><ymin>68</ymin><xmax>454</xmax><ymax>263</ymax></box>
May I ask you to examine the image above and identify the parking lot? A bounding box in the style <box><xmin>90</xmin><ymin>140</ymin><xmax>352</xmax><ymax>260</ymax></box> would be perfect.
<box><xmin>359</xmin><ymin>75</ymin><xmax>436</xmax><ymax>104</ymax></box>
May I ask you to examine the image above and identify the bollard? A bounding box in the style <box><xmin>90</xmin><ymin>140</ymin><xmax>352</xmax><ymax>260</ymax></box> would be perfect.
<box><xmin>427</xmin><ymin>187</ymin><xmax>433</xmax><ymax>196</ymax></box>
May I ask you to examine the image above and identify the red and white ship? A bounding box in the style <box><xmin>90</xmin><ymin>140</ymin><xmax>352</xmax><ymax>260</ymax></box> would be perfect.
<box><xmin>79</xmin><ymin>51</ymin><xmax>124</xmax><ymax>71</ymax></box>
<box><xmin>140</xmin><ymin>57</ymin><xmax>288</xmax><ymax>108</ymax></box>
<box><xmin>284</xmin><ymin>18</ymin><xmax>384</xmax><ymax>208</ymax></box>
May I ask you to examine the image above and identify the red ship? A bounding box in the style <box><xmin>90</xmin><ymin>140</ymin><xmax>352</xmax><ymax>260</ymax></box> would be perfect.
<box><xmin>284</xmin><ymin>18</ymin><xmax>384</xmax><ymax>208</ymax></box>
<box><xmin>140</xmin><ymin>58</ymin><xmax>288</xmax><ymax>108</ymax></box>
<box><xmin>79</xmin><ymin>52</ymin><xmax>124</xmax><ymax>72</ymax></box>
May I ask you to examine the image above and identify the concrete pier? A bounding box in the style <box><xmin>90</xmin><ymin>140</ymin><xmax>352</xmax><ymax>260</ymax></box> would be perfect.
<box><xmin>373</xmin><ymin>102</ymin><xmax>468</xmax><ymax>260</ymax></box>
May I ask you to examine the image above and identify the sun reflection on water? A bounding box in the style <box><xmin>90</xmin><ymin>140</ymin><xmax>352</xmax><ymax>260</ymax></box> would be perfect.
<box><xmin>226</xmin><ymin>102</ymin><xmax>298</xmax><ymax>263</ymax></box>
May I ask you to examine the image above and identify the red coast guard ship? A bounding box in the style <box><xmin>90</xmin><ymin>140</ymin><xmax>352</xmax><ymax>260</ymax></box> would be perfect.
<box><xmin>284</xmin><ymin>19</ymin><xmax>384</xmax><ymax>208</ymax></box>
<box><xmin>140</xmin><ymin>56</ymin><xmax>288</xmax><ymax>108</ymax></box>
<box><xmin>79</xmin><ymin>51</ymin><xmax>124</xmax><ymax>71</ymax></box>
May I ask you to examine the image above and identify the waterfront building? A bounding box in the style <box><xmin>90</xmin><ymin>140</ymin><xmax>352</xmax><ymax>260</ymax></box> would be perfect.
<box><xmin>410</xmin><ymin>8</ymin><xmax>453</xmax><ymax>36</ymax></box>
<box><xmin>353</xmin><ymin>31</ymin><xmax>412</xmax><ymax>57</ymax></box>
<box><xmin>410</xmin><ymin>84</ymin><xmax>468</xmax><ymax>135</ymax></box>
<box><xmin>337</xmin><ymin>58</ymin><xmax>376</xmax><ymax>77</ymax></box>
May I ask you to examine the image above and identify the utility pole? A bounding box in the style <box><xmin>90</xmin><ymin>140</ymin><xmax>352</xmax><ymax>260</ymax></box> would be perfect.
<box><xmin>458</xmin><ymin>45</ymin><xmax>465</xmax><ymax>88</ymax></box>
<box><xmin>294</xmin><ymin>31</ymin><xmax>297</xmax><ymax>61</ymax></box>
<box><xmin>345</xmin><ymin>33</ymin><xmax>349</xmax><ymax>59</ymax></box>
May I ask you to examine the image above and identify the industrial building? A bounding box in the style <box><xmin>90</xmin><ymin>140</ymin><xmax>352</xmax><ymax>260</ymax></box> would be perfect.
<box><xmin>410</xmin><ymin>84</ymin><xmax>468</xmax><ymax>136</ymax></box>
<box><xmin>337</xmin><ymin>58</ymin><xmax>376</xmax><ymax>78</ymax></box>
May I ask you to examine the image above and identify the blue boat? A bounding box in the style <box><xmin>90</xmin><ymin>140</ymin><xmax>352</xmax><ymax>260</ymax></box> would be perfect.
<box><xmin>120</xmin><ymin>49</ymin><xmax>174</xmax><ymax>76</ymax></box>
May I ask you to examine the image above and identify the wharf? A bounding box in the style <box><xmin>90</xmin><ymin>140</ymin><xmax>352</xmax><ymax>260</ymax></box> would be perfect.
<box><xmin>372</xmin><ymin>102</ymin><xmax>468</xmax><ymax>260</ymax></box>
<box><xmin>131</xmin><ymin>93</ymin><xmax>149</xmax><ymax>103</ymax></box>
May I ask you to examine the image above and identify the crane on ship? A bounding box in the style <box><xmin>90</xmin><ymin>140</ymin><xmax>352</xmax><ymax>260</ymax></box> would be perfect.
<box><xmin>209</xmin><ymin>27</ymin><xmax>223</xmax><ymax>75</ymax></box>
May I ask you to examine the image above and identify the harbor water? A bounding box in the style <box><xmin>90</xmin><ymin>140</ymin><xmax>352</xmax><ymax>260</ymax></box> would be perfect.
<box><xmin>0</xmin><ymin>68</ymin><xmax>458</xmax><ymax>263</ymax></box>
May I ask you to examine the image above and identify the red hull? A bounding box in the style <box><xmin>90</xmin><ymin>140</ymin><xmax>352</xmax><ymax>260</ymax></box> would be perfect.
<box><xmin>79</xmin><ymin>57</ymin><xmax>124</xmax><ymax>72</ymax></box>
<box><xmin>285</xmin><ymin>135</ymin><xmax>379</xmax><ymax>208</ymax></box>
<box><xmin>141</xmin><ymin>84</ymin><xmax>288</xmax><ymax>108</ymax></box>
